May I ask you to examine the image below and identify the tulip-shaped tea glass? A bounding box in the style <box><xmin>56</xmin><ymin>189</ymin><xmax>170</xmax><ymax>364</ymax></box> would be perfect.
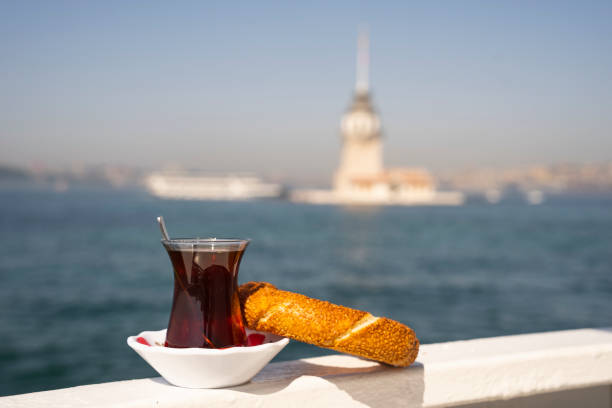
<box><xmin>162</xmin><ymin>238</ymin><xmax>249</xmax><ymax>349</ymax></box>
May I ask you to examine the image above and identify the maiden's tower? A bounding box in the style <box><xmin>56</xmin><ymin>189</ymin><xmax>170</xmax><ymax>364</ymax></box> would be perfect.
<box><xmin>291</xmin><ymin>32</ymin><xmax>463</xmax><ymax>206</ymax></box>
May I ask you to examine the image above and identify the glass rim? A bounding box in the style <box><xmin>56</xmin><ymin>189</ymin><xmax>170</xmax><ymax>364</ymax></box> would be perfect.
<box><xmin>161</xmin><ymin>238</ymin><xmax>250</xmax><ymax>251</ymax></box>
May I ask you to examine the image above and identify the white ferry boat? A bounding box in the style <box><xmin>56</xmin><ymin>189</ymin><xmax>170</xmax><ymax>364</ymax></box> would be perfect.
<box><xmin>144</xmin><ymin>172</ymin><xmax>283</xmax><ymax>201</ymax></box>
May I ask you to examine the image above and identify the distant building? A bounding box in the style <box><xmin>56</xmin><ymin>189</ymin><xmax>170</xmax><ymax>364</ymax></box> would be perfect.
<box><xmin>291</xmin><ymin>32</ymin><xmax>463</xmax><ymax>206</ymax></box>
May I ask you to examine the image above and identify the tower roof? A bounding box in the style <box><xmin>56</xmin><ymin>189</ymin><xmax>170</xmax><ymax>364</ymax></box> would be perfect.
<box><xmin>348</xmin><ymin>91</ymin><xmax>375</xmax><ymax>114</ymax></box>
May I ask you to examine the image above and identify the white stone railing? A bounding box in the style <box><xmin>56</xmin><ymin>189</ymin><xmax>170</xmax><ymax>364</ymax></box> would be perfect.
<box><xmin>2</xmin><ymin>328</ymin><xmax>612</xmax><ymax>407</ymax></box>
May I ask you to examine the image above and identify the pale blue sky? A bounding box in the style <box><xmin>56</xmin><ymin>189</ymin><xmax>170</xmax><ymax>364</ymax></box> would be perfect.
<box><xmin>1</xmin><ymin>1</ymin><xmax>611</xmax><ymax>184</ymax></box>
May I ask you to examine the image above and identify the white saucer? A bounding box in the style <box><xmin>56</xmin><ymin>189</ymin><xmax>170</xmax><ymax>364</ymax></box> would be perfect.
<box><xmin>127</xmin><ymin>329</ymin><xmax>289</xmax><ymax>388</ymax></box>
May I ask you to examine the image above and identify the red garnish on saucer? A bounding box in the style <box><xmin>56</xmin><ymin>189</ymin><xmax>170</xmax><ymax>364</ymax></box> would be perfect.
<box><xmin>247</xmin><ymin>333</ymin><xmax>265</xmax><ymax>346</ymax></box>
<box><xmin>136</xmin><ymin>337</ymin><xmax>150</xmax><ymax>346</ymax></box>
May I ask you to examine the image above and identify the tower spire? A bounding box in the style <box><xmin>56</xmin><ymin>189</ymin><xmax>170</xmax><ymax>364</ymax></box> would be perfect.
<box><xmin>355</xmin><ymin>29</ymin><xmax>369</xmax><ymax>94</ymax></box>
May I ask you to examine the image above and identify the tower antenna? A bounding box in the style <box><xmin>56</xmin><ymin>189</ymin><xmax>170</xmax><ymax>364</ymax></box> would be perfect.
<box><xmin>355</xmin><ymin>29</ymin><xmax>369</xmax><ymax>94</ymax></box>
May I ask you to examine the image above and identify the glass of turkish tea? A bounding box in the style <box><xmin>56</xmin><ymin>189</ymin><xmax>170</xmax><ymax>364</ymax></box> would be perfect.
<box><xmin>161</xmin><ymin>238</ymin><xmax>249</xmax><ymax>349</ymax></box>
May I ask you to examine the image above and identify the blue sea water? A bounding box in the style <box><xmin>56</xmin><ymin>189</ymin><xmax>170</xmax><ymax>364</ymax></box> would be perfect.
<box><xmin>0</xmin><ymin>187</ymin><xmax>611</xmax><ymax>396</ymax></box>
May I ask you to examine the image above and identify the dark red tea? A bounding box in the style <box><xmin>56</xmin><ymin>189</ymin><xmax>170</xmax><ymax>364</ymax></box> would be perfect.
<box><xmin>164</xmin><ymin>245</ymin><xmax>247</xmax><ymax>349</ymax></box>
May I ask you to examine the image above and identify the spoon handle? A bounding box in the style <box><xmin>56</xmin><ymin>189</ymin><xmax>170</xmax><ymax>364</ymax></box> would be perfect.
<box><xmin>157</xmin><ymin>216</ymin><xmax>170</xmax><ymax>241</ymax></box>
